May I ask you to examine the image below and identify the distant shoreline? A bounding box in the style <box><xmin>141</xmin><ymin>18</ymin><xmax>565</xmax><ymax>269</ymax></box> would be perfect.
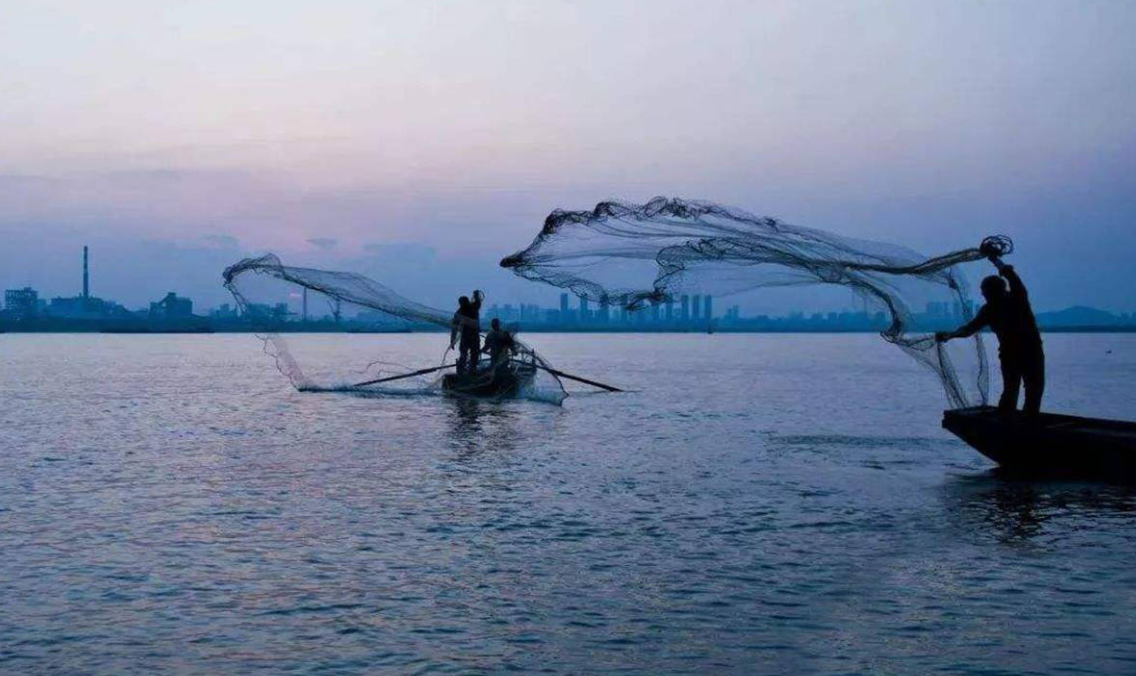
<box><xmin>2</xmin><ymin>326</ymin><xmax>1134</xmax><ymax>335</ymax></box>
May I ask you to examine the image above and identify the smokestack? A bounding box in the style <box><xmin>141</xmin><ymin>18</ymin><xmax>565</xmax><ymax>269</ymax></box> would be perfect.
<box><xmin>83</xmin><ymin>246</ymin><xmax>90</xmax><ymax>300</ymax></box>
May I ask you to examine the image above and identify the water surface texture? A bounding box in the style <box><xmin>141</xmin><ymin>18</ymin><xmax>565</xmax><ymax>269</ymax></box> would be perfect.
<box><xmin>3</xmin><ymin>333</ymin><xmax>1136</xmax><ymax>675</ymax></box>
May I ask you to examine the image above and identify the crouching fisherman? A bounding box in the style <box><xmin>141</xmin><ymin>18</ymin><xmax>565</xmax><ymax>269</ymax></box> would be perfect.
<box><xmin>482</xmin><ymin>318</ymin><xmax>517</xmax><ymax>369</ymax></box>
<box><xmin>936</xmin><ymin>252</ymin><xmax>1044</xmax><ymax>415</ymax></box>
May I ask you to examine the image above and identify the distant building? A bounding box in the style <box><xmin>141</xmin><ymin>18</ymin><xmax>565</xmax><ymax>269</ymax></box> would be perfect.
<box><xmin>4</xmin><ymin>287</ymin><xmax>39</xmax><ymax>320</ymax></box>
<box><xmin>150</xmin><ymin>292</ymin><xmax>193</xmax><ymax>319</ymax></box>
<box><xmin>47</xmin><ymin>246</ymin><xmax>128</xmax><ymax>319</ymax></box>
<box><xmin>211</xmin><ymin>303</ymin><xmax>237</xmax><ymax>319</ymax></box>
<box><xmin>680</xmin><ymin>295</ymin><xmax>690</xmax><ymax>321</ymax></box>
<box><xmin>579</xmin><ymin>296</ymin><xmax>589</xmax><ymax>322</ymax></box>
<box><xmin>48</xmin><ymin>295</ymin><xmax>126</xmax><ymax>319</ymax></box>
<box><xmin>703</xmin><ymin>295</ymin><xmax>713</xmax><ymax>320</ymax></box>
<box><xmin>243</xmin><ymin>303</ymin><xmax>274</xmax><ymax>319</ymax></box>
<box><xmin>691</xmin><ymin>294</ymin><xmax>701</xmax><ymax>321</ymax></box>
<box><xmin>519</xmin><ymin>303</ymin><xmax>540</xmax><ymax>321</ymax></box>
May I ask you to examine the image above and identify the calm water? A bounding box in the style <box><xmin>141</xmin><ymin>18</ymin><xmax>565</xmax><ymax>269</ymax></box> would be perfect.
<box><xmin>2</xmin><ymin>333</ymin><xmax>1136</xmax><ymax>675</ymax></box>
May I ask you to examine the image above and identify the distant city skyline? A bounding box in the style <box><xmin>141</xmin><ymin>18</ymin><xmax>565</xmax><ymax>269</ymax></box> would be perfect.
<box><xmin>6</xmin><ymin>249</ymin><xmax>1136</xmax><ymax>334</ymax></box>
<box><xmin>4</xmin><ymin>241</ymin><xmax>1136</xmax><ymax>322</ymax></box>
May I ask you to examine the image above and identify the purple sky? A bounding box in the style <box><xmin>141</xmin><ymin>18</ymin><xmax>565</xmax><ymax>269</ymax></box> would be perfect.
<box><xmin>2</xmin><ymin>1</ymin><xmax>1134</xmax><ymax>313</ymax></box>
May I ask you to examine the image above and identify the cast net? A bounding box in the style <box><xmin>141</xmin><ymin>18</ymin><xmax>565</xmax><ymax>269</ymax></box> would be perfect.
<box><xmin>502</xmin><ymin>197</ymin><xmax>1006</xmax><ymax>409</ymax></box>
<box><xmin>222</xmin><ymin>254</ymin><xmax>567</xmax><ymax>404</ymax></box>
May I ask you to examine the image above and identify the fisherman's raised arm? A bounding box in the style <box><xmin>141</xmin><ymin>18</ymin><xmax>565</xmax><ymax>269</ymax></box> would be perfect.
<box><xmin>995</xmin><ymin>260</ymin><xmax>1027</xmax><ymax>300</ymax></box>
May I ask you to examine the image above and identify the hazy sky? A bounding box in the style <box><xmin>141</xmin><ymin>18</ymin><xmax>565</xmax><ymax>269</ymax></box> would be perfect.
<box><xmin>2</xmin><ymin>0</ymin><xmax>1134</xmax><ymax>312</ymax></box>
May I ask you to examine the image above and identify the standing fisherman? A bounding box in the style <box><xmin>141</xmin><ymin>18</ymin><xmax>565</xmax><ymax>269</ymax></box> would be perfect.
<box><xmin>450</xmin><ymin>290</ymin><xmax>484</xmax><ymax>375</ymax></box>
<box><xmin>936</xmin><ymin>244</ymin><xmax>1044</xmax><ymax>415</ymax></box>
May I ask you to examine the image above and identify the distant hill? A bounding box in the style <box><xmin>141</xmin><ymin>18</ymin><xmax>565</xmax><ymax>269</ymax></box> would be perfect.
<box><xmin>1037</xmin><ymin>306</ymin><xmax>1126</xmax><ymax>327</ymax></box>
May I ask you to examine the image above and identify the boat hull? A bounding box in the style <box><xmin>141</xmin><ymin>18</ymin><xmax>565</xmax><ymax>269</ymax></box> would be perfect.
<box><xmin>943</xmin><ymin>406</ymin><xmax>1136</xmax><ymax>479</ymax></box>
<box><xmin>441</xmin><ymin>362</ymin><xmax>536</xmax><ymax>399</ymax></box>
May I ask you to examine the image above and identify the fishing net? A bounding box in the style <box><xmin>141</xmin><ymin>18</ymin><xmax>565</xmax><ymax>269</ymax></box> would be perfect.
<box><xmin>222</xmin><ymin>254</ymin><xmax>567</xmax><ymax>404</ymax></box>
<box><xmin>502</xmin><ymin>197</ymin><xmax>1006</xmax><ymax>409</ymax></box>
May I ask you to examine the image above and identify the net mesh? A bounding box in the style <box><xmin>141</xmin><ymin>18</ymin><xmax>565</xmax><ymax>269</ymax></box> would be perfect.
<box><xmin>502</xmin><ymin>197</ymin><xmax>996</xmax><ymax>409</ymax></box>
<box><xmin>223</xmin><ymin>254</ymin><xmax>567</xmax><ymax>404</ymax></box>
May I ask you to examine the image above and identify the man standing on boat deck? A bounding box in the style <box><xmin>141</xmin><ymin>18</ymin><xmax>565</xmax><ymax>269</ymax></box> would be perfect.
<box><xmin>450</xmin><ymin>290</ymin><xmax>484</xmax><ymax>375</ymax></box>
<box><xmin>936</xmin><ymin>248</ymin><xmax>1044</xmax><ymax>415</ymax></box>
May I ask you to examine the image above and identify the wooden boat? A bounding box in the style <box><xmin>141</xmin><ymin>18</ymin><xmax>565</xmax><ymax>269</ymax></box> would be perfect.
<box><xmin>943</xmin><ymin>406</ymin><xmax>1136</xmax><ymax>479</ymax></box>
<box><xmin>441</xmin><ymin>359</ymin><xmax>537</xmax><ymax>399</ymax></box>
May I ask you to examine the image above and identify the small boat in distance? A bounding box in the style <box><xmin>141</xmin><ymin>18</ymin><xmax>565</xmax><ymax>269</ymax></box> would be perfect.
<box><xmin>943</xmin><ymin>406</ymin><xmax>1136</xmax><ymax>480</ymax></box>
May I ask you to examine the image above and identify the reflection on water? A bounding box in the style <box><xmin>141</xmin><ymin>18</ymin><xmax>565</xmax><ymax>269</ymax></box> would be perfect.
<box><xmin>446</xmin><ymin>397</ymin><xmax>524</xmax><ymax>458</ymax></box>
<box><xmin>943</xmin><ymin>472</ymin><xmax>1136</xmax><ymax>544</ymax></box>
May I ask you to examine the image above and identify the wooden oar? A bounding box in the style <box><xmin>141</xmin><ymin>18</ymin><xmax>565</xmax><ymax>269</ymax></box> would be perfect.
<box><xmin>353</xmin><ymin>363</ymin><xmax>454</xmax><ymax>388</ymax></box>
<box><xmin>534</xmin><ymin>364</ymin><xmax>623</xmax><ymax>392</ymax></box>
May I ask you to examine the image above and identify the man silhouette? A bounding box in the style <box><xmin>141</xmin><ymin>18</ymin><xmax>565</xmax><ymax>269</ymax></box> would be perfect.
<box><xmin>937</xmin><ymin>250</ymin><xmax>1044</xmax><ymax>415</ymax></box>
<box><xmin>450</xmin><ymin>290</ymin><xmax>483</xmax><ymax>375</ymax></box>
<box><xmin>481</xmin><ymin>318</ymin><xmax>516</xmax><ymax>369</ymax></box>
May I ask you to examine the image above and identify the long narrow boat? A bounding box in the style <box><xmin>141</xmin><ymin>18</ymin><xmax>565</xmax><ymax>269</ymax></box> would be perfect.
<box><xmin>441</xmin><ymin>359</ymin><xmax>537</xmax><ymax>399</ymax></box>
<box><xmin>943</xmin><ymin>406</ymin><xmax>1136</xmax><ymax>479</ymax></box>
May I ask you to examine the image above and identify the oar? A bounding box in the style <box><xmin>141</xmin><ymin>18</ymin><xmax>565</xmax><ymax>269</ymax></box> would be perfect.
<box><xmin>353</xmin><ymin>363</ymin><xmax>454</xmax><ymax>388</ymax></box>
<box><xmin>534</xmin><ymin>364</ymin><xmax>623</xmax><ymax>392</ymax></box>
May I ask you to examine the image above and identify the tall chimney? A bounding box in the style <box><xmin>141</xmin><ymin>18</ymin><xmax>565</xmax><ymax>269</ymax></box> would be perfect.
<box><xmin>83</xmin><ymin>246</ymin><xmax>89</xmax><ymax>299</ymax></box>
